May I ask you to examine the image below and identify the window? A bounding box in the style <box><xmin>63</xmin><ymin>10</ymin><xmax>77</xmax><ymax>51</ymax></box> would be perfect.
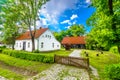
<box><xmin>46</xmin><ymin>35</ymin><xmax>47</xmax><ymax>37</ymax></box>
<box><xmin>50</xmin><ymin>36</ymin><xmax>51</xmax><ymax>39</ymax></box>
<box><xmin>20</xmin><ymin>43</ymin><xmax>21</xmax><ymax>48</ymax></box>
<box><xmin>16</xmin><ymin>43</ymin><xmax>18</xmax><ymax>47</ymax></box>
<box><xmin>41</xmin><ymin>42</ymin><xmax>43</xmax><ymax>48</ymax></box>
<box><xmin>28</xmin><ymin>42</ymin><xmax>30</xmax><ymax>48</ymax></box>
<box><xmin>52</xmin><ymin>43</ymin><xmax>54</xmax><ymax>48</ymax></box>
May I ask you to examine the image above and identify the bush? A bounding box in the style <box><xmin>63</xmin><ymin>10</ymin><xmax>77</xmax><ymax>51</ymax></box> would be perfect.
<box><xmin>109</xmin><ymin>46</ymin><xmax>118</xmax><ymax>54</ymax></box>
<box><xmin>2</xmin><ymin>50</ymin><xmax>54</xmax><ymax>63</ymax></box>
<box><xmin>32</xmin><ymin>50</ymin><xmax>40</xmax><ymax>53</ymax></box>
<box><xmin>0</xmin><ymin>46</ymin><xmax>6</xmax><ymax>52</ymax></box>
<box><xmin>105</xmin><ymin>64</ymin><xmax>120</xmax><ymax>80</ymax></box>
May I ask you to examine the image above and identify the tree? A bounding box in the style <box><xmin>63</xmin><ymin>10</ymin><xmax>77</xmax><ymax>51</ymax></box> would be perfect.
<box><xmin>16</xmin><ymin>0</ymin><xmax>49</xmax><ymax>51</ymax></box>
<box><xmin>86</xmin><ymin>0</ymin><xmax>120</xmax><ymax>52</ymax></box>
<box><xmin>54</xmin><ymin>24</ymin><xmax>85</xmax><ymax>42</ymax></box>
<box><xmin>0</xmin><ymin>0</ymin><xmax>49</xmax><ymax>51</ymax></box>
<box><xmin>0</xmin><ymin>0</ymin><xmax>21</xmax><ymax>49</ymax></box>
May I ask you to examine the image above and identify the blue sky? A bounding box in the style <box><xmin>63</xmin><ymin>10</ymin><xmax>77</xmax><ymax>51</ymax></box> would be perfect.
<box><xmin>37</xmin><ymin>0</ymin><xmax>95</xmax><ymax>32</ymax></box>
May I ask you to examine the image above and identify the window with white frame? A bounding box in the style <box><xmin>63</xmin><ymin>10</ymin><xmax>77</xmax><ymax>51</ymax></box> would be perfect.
<box><xmin>41</xmin><ymin>42</ymin><xmax>44</xmax><ymax>48</ymax></box>
<box><xmin>20</xmin><ymin>43</ymin><xmax>21</xmax><ymax>48</ymax></box>
<box><xmin>52</xmin><ymin>43</ymin><xmax>54</xmax><ymax>48</ymax></box>
<box><xmin>28</xmin><ymin>42</ymin><xmax>30</xmax><ymax>48</ymax></box>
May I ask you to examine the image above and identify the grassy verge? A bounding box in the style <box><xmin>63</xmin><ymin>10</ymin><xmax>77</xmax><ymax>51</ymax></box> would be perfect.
<box><xmin>0</xmin><ymin>54</ymin><xmax>52</xmax><ymax>72</ymax></box>
<box><xmin>38</xmin><ymin>49</ymin><xmax>73</xmax><ymax>56</ymax></box>
<box><xmin>81</xmin><ymin>49</ymin><xmax>120</xmax><ymax>80</ymax></box>
<box><xmin>0</xmin><ymin>67</ymin><xmax>25</xmax><ymax>80</ymax></box>
<box><xmin>0</xmin><ymin>49</ymin><xmax>72</xmax><ymax>79</ymax></box>
<box><xmin>0</xmin><ymin>54</ymin><xmax>52</xmax><ymax>79</ymax></box>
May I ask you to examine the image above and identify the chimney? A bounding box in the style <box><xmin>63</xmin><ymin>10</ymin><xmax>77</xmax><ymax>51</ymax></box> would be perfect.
<box><xmin>39</xmin><ymin>27</ymin><xmax>42</xmax><ymax>29</ymax></box>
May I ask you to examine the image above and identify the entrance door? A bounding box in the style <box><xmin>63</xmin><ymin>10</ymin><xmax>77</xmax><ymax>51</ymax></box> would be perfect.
<box><xmin>23</xmin><ymin>42</ymin><xmax>26</xmax><ymax>50</ymax></box>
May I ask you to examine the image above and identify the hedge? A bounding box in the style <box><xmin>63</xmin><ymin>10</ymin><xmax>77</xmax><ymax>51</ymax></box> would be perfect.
<box><xmin>0</xmin><ymin>46</ymin><xmax>6</xmax><ymax>52</ymax></box>
<box><xmin>2</xmin><ymin>49</ymin><xmax>54</xmax><ymax>63</ymax></box>
<box><xmin>105</xmin><ymin>64</ymin><xmax>120</xmax><ymax>80</ymax></box>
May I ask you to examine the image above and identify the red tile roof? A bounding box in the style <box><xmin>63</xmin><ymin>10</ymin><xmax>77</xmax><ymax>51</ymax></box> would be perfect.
<box><xmin>16</xmin><ymin>28</ymin><xmax>48</xmax><ymax>40</ymax></box>
<box><xmin>61</xmin><ymin>36</ymin><xmax>85</xmax><ymax>44</ymax></box>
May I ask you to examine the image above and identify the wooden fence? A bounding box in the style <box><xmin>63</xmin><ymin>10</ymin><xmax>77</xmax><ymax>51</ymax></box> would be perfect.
<box><xmin>54</xmin><ymin>55</ymin><xmax>89</xmax><ymax>70</ymax></box>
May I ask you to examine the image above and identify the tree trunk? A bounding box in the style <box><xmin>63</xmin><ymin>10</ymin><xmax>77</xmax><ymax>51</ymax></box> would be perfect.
<box><xmin>31</xmin><ymin>36</ymin><xmax>35</xmax><ymax>51</ymax></box>
<box><xmin>12</xmin><ymin>44</ymin><xmax>14</xmax><ymax>50</ymax></box>
<box><xmin>108</xmin><ymin>0</ymin><xmax>120</xmax><ymax>54</ymax></box>
<box><xmin>117</xmin><ymin>45</ymin><xmax>120</xmax><ymax>54</ymax></box>
<box><xmin>108</xmin><ymin>0</ymin><xmax>113</xmax><ymax>15</ymax></box>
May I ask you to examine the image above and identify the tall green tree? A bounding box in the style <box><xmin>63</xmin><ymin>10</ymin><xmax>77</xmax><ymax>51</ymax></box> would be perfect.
<box><xmin>0</xmin><ymin>0</ymin><xmax>49</xmax><ymax>51</ymax></box>
<box><xmin>86</xmin><ymin>0</ymin><xmax>120</xmax><ymax>52</ymax></box>
<box><xmin>0</xmin><ymin>0</ymin><xmax>21</xmax><ymax>49</ymax></box>
<box><xmin>16</xmin><ymin>0</ymin><xmax>49</xmax><ymax>51</ymax></box>
<box><xmin>54</xmin><ymin>24</ymin><xmax>85</xmax><ymax>42</ymax></box>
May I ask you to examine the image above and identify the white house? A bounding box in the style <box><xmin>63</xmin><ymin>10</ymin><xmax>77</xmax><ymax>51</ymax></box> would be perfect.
<box><xmin>14</xmin><ymin>28</ymin><xmax>61</xmax><ymax>52</ymax></box>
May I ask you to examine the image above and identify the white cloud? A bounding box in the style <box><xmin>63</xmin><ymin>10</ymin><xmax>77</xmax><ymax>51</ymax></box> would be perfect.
<box><xmin>70</xmin><ymin>14</ymin><xmax>78</xmax><ymax>20</ymax></box>
<box><xmin>61</xmin><ymin>20</ymin><xmax>70</xmax><ymax>24</ymax></box>
<box><xmin>39</xmin><ymin>0</ymin><xmax>79</xmax><ymax>26</ymax></box>
<box><xmin>86</xmin><ymin>0</ymin><xmax>91</xmax><ymax>4</ymax></box>
<box><xmin>65</xmin><ymin>26</ymin><xmax>71</xmax><ymax>29</ymax></box>
<box><xmin>73</xmin><ymin>21</ymin><xmax>76</xmax><ymax>25</ymax></box>
<box><xmin>60</xmin><ymin>20</ymin><xmax>72</xmax><ymax>25</ymax></box>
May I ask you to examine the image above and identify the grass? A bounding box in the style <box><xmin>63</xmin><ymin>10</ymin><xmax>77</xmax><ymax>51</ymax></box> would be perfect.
<box><xmin>0</xmin><ymin>54</ymin><xmax>52</xmax><ymax>79</ymax></box>
<box><xmin>0</xmin><ymin>49</ymin><xmax>72</xmax><ymax>79</ymax></box>
<box><xmin>0</xmin><ymin>67</ymin><xmax>25</xmax><ymax>80</ymax></box>
<box><xmin>81</xmin><ymin>49</ymin><xmax>120</xmax><ymax>80</ymax></box>
<box><xmin>37</xmin><ymin>49</ymin><xmax>73</xmax><ymax>56</ymax></box>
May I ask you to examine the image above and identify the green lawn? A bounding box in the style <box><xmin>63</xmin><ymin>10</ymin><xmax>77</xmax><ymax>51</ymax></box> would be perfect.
<box><xmin>37</xmin><ymin>49</ymin><xmax>73</xmax><ymax>56</ymax></box>
<box><xmin>0</xmin><ymin>49</ymin><xmax>72</xmax><ymax>79</ymax></box>
<box><xmin>0</xmin><ymin>53</ymin><xmax>52</xmax><ymax>79</ymax></box>
<box><xmin>81</xmin><ymin>49</ymin><xmax>120</xmax><ymax>80</ymax></box>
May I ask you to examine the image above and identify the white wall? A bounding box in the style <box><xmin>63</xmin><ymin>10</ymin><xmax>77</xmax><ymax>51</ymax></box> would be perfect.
<box><xmin>15</xmin><ymin>40</ymin><xmax>32</xmax><ymax>52</ymax></box>
<box><xmin>14</xmin><ymin>30</ymin><xmax>61</xmax><ymax>52</ymax></box>
<box><xmin>37</xmin><ymin>30</ymin><xmax>61</xmax><ymax>51</ymax></box>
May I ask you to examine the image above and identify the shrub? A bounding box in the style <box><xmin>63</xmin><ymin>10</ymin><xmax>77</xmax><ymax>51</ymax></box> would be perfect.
<box><xmin>2</xmin><ymin>50</ymin><xmax>54</xmax><ymax>63</ymax></box>
<box><xmin>0</xmin><ymin>46</ymin><xmax>6</xmax><ymax>52</ymax></box>
<box><xmin>105</xmin><ymin>64</ymin><xmax>120</xmax><ymax>80</ymax></box>
<box><xmin>32</xmin><ymin>50</ymin><xmax>40</xmax><ymax>53</ymax></box>
<box><xmin>109</xmin><ymin>46</ymin><xmax>118</xmax><ymax>54</ymax></box>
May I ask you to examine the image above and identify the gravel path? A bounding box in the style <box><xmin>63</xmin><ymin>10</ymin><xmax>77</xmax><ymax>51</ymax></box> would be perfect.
<box><xmin>29</xmin><ymin>50</ymin><xmax>90</xmax><ymax>80</ymax></box>
<box><xmin>0</xmin><ymin>76</ymin><xmax>7</xmax><ymax>80</ymax></box>
<box><xmin>69</xmin><ymin>50</ymin><xmax>81</xmax><ymax>57</ymax></box>
<box><xmin>28</xmin><ymin>64</ymin><xmax>89</xmax><ymax>80</ymax></box>
<box><xmin>69</xmin><ymin>50</ymin><xmax>99</xmax><ymax>79</ymax></box>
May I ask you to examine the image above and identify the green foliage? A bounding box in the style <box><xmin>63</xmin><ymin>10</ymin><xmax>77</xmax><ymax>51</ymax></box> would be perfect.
<box><xmin>0</xmin><ymin>46</ymin><xmax>6</xmax><ymax>52</ymax></box>
<box><xmin>2</xmin><ymin>49</ymin><xmax>54</xmax><ymax>63</ymax></box>
<box><xmin>54</xmin><ymin>24</ymin><xmax>85</xmax><ymax>42</ymax></box>
<box><xmin>86</xmin><ymin>0</ymin><xmax>120</xmax><ymax>51</ymax></box>
<box><xmin>32</xmin><ymin>49</ymin><xmax>40</xmax><ymax>53</ymax></box>
<box><xmin>109</xmin><ymin>46</ymin><xmax>118</xmax><ymax>54</ymax></box>
<box><xmin>105</xmin><ymin>64</ymin><xmax>120</xmax><ymax>80</ymax></box>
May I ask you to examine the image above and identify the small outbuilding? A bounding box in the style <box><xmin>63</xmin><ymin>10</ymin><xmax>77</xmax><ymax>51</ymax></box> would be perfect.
<box><xmin>61</xmin><ymin>36</ymin><xmax>86</xmax><ymax>49</ymax></box>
